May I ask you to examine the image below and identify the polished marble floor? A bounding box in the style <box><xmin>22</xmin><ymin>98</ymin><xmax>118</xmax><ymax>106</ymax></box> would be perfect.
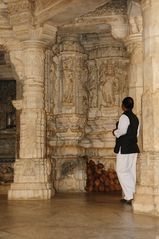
<box><xmin>0</xmin><ymin>193</ymin><xmax>159</xmax><ymax>239</ymax></box>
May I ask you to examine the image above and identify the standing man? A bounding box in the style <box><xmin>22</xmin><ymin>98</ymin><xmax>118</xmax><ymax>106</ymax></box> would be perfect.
<box><xmin>113</xmin><ymin>97</ymin><xmax>140</xmax><ymax>205</ymax></box>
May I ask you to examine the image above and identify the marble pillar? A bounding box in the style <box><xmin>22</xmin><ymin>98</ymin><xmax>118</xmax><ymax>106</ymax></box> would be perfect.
<box><xmin>126</xmin><ymin>33</ymin><xmax>143</xmax><ymax>149</ymax></box>
<box><xmin>8</xmin><ymin>41</ymin><xmax>53</xmax><ymax>200</ymax></box>
<box><xmin>49</xmin><ymin>34</ymin><xmax>87</xmax><ymax>192</ymax></box>
<box><xmin>133</xmin><ymin>0</ymin><xmax>159</xmax><ymax>216</ymax></box>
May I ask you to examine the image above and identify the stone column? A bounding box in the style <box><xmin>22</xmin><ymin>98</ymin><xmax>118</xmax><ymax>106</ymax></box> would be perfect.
<box><xmin>126</xmin><ymin>34</ymin><xmax>143</xmax><ymax>148</ymax></box>
<box><xmin>133</xmin><ymin>0</ymin><xmax>159</xmax><ymax>216</ymax></box>
<box><xmin>8</xmin><ymin>41</ymin><xmax>53</xmax><ymax>200</ymax></box>
<box><xmin>49</xmin><ymin>34</ymin><xmax>88</xmax><ymax>192</ymax></box>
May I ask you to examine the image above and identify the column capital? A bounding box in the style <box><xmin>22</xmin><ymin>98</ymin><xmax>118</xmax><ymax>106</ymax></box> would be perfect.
<box><xmin>22</xmin><ymin>40</ymin><xmax>47</xmax><ymax>50</ymax></box>
<box><xmin>16</xmin><ymin>24</ymin><xmax>57</xmax><ymax>47</ymax></box>
<box><xmin>57</xmin><ymin>32</ymin><xmax>85</xmax><ymax>54</ymax></box>
<box><xmin>8</xmin><ymin>0</ymin><xmax>57</xmax><ymax>45</ymax></box>
<box><xmin>125</xmin><ymin>33</ymin><xmax>143</xmax><ymax>55</ymax></box>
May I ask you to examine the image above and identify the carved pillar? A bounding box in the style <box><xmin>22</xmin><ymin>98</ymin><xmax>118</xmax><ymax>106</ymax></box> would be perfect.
<box><xmin>133</xmin><ymin>0</ymin><xmax>159</xmax><ymax>216</ymax></box>
<box><xmin>8</xmin><ymin>41</ymin><xmax>53</xmax><ymax>200</ymax></box>
<box><xmin>49</xmin><ymin>34</ymin><xmax>88</xmax><ymax>192</ymax></box>
<box><xmin>125</xmin><ymin>34</ymin><xmax>143</xmax><ymax>149</ymax></box>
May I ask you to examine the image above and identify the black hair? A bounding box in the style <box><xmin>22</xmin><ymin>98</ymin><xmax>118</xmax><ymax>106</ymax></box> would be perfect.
<box><xmin>122</xmin><ymin>97</ymin><xmax>134</xmax><ymax>110</ymax></box>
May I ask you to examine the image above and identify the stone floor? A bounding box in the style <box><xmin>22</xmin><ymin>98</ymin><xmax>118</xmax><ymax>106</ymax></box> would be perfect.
<box><xmin>0</xmin><ymin>192</ymin><xmax>159</xmax><ymax>239</ymax></box>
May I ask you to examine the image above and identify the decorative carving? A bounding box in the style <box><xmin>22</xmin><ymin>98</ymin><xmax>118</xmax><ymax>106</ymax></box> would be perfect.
<box><xmin>76</xmin><ymin>0</ymin><xmax>127</xmax><ymax>20</ymax></box>
<box><xmin>129</xmin><ymin>16</ymin><xmax>143</xmax><ymax>34</ymax></box>
<box><xmin>8</xmin><ymin>0</ymin><xmax>32</xmax><ymax>15</ymax></box>
<box><xmin>62</xmin><ymin>57</ymin><xmax>74</xmax><ymax>104</ymax></box>
<box><xmin>88</xmin><ymin>61</ymin><xmax>98</xmax><ymax>108</ymax></box>
<box><xmin>44</xmin><ymin>49</ymin><xmax>53</xmax><ymax>114</ymax></box>
<box><xmin>87</xmin><ymin>59</ymin><xmax>125</xmax><ymax>109</ymax></box>
<box><xmin>128</xmin><ymin>0</ymin><xmax>143</xmax><ymax>35</ymax></box>
<box><xmin>20</xmin><ymin>109</ymin><xmax>46</xmax><ymax>159</ymax></box>
<box><xmin>47</xmin><ymin>31</ymin><xmax>129</xmax><ymax>193</ymax></box>
<box><xmin>0</xmin><ymin>162</ymin><xmax>14</xmax><ymax>183</ymax></box>
<box><xmin>12</xmin><ymin>100</ymin><xmax>23</xmax><ymax>110</ymax></box>
<box><xmin>125</xmin><ymin>35</ymin><xmax>143</xmax><ymax>64</ymax></box>
<box><xmin>60</xmin><ymin>40</ymin><xmax>84</xmax><ymax>53</ymax></box>
<box><xmin>75</xmin><ymin>56</ymin><xmax>88</xmax><ymax>114</ymax></box>
<box><xmin>55</xmin><ymin>157</ymin><xmax>86</xmax><ymax>192</ymax></box>
<box><xmin>98</xmin><ymin>62</ymin><xmax>115</xmax><ymax>107</ymax></box>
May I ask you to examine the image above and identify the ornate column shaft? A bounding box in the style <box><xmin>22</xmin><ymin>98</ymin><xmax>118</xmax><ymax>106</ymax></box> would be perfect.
<box><xmin>125</xmin><ymin>34</ymin><xmax>143</xmax><ymax>149</ymax></box>
<box><xmin>133</xmin><ymin>0</ymin><xmax>159</xmax><ymax>216</ymax></box>
<box><xmin>49</xmin><ymin>34</ymin><xmax>88</xmax><ymax>192</ymax></box>
<box><xmin>8</xmin><ymin>41</ymin><xmax>53</xmax><ymax>200</ymax></box>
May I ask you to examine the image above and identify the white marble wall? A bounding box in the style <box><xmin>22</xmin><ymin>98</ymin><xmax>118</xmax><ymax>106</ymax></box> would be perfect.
<box><xmin>46</xmin><ymin>31</ymin><xmax>129</xmax><ymax>192</ymax></box>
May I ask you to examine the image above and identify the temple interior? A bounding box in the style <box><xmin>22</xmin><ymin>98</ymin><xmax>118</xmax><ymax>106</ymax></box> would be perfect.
<box><xmin>0</xmin><ymin>1</ymin><xmax>159</xmax><ymax>234</ymax></box>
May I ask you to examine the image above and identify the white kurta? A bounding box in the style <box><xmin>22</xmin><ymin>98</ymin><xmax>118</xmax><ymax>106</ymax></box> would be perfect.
<box><xmin>114</xmin><ymin>114</ymin><xmax>139</xmax><ymax>200</ymax></box>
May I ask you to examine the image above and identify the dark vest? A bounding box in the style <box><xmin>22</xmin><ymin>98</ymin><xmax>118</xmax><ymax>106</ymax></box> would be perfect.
<box><xmin>114</xmin><ymin>110</ymin><xmax>140</xmax><ymax>154</ymax></box>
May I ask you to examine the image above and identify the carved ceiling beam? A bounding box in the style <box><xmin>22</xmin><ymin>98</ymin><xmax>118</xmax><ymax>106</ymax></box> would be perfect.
<box><xmin>58</xmin><ymin>0</ymin><xmax>129</xmax><ymax>40</ymax></box>
<box><xmin>34</xmin><ymin>0</ymin><xmax>110</xmax><ymax>26</ymax></box>
<box><xmin>59</xmin><ymin>15</ymin><xmax>128</xmax><ymax>40</ymax></box>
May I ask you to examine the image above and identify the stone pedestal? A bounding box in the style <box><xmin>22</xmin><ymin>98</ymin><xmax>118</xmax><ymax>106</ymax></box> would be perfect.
<box><xmin>8</xmin><ymin>41</ymin><xmax>53</xmax><ymax>200</ymax></box>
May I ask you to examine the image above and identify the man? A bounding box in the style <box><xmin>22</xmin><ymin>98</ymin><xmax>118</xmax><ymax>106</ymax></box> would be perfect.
<box><xmin>113</xmin><ymin>97</ymin><xmax>140</xmax><ymax>205</ymax></box>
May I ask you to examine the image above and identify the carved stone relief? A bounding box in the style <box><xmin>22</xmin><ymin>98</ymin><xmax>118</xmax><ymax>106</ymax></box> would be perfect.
<box><xmin>8</xmin><ymin>0</ymin><xmax>31</xmax><ymax>15</ymax></box>
<box><xmin>98</xmin><ymin>61</ymin><xmax>116</xmax><ymax>107</ymax></box>
<box><xmin>44</xmin><ymin>49</ymin><xmax>54</xmax><ymax>114</ymax></box>
<box><xmin>46</xmin><ymin>35</ymin><xmax>88</xmax><ymax>192</ymax></box>
<box><xmin>62</xmin><ymin>56</ymin><xmax>74</xmax><ymax>104</ymax></box>
<box><xmin>87</xmin><ymin>59</ymin><xmax>128</xmax><ymax>109</ymax></box>
<box><xmin>88</xmin><ymin>60</ymin><xmax>98</xmax><ymax>108</ymax></box>
<box><xmin>127</xmin><ymin>0</ymin><xmax>143</xmax><ymax>35</ymax></box>
<box><xmin>79</xmin><ymin>0</ymin><xmax>127</xmax><ymax>18</ymax></box>
<box><xmin>46</xmin><ymin>31</ymin><xmax>129</xmax><ymax>192</ymax></box>
<box><xmin>55</xmin><ymin>157</ymin><xmax>86</xmax><ymax>192</ymax></box>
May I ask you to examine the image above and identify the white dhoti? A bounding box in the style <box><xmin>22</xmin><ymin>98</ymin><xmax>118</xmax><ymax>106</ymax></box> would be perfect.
<box><xmin>116</xmin><ymin>153</ymin><xmax>138</xmax><ymax>200</ymax></box>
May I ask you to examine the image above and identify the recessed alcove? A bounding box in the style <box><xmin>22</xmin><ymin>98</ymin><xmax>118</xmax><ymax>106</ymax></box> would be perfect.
<box><xmin>0</xmin><ymin>51</ymin><xmax>16</xmax><ymax>193</ymax></box>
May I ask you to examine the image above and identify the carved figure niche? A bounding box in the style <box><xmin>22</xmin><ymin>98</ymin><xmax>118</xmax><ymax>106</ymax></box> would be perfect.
<box><xmin>88</xmin><ymin>59</ymin><xmax>128</xmax><ymax>110</ymax></box>
<box><xmin>62</xmin><ymin>57</ymin><xmax>74</xmax><ymax>105</ymax></box>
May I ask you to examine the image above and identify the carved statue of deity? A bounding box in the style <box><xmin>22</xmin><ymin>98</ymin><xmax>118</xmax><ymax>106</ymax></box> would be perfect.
<box><xmin>98</xmin><ymin>62</ymin><xmax>115</xmax><ymax>107</ymax></box>
<box><xmin>63</xmin><ymin>69</ymin><xmax>74</xmax><ymax>104</ymax></box>
<box><xmin>62</xmin><ymin>57</ymin><xmax>74</xmax><ymax>104</ymax></box>
<box><xmin>88</xmin><ymin>61</ymin><xmax>98</xmax><ymax>108</ymax></box>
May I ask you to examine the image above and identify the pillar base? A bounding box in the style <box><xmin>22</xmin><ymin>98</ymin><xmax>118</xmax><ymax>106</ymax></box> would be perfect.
<box><xmin>8</xmin><ymin>182</ymin><xmax>55</xmax><ymax>200</ymax></box>
<box><xmin>133</xmin><ymin>186</ymin><xmax>159</xmax><ymax>216</ymax></box>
